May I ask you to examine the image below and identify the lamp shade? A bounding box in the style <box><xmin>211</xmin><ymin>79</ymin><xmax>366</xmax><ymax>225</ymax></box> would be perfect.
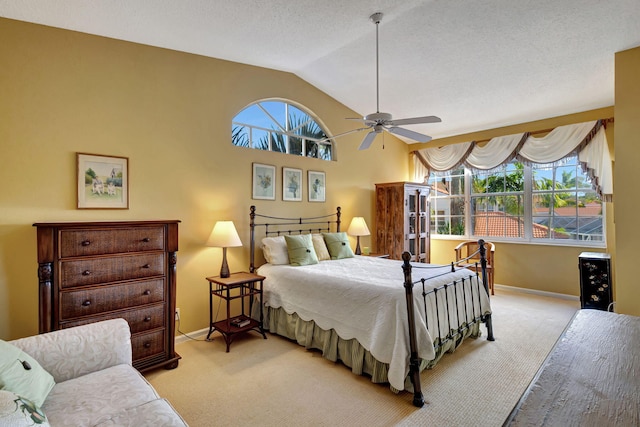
<box><xmin>206</xmin><ymin>221</ymin><xmax>242</xmax><ymax>248</ymax></box>
<box><xmin>347</xmin><ymin>217</ymin><xmax>370</xmax><ymax>236</ymax></box>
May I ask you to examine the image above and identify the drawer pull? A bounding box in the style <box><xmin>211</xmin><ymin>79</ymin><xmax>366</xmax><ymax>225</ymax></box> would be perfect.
<box><xmin>143</xmin><ymin>290</ymin><xmax>151</xmax><ymax>296</ymax></box>
<box><xmin>144</xmin><ymin>342</ymin><xmax>152</xmax><ymax>348</ymax></box>
<box><xmin>82</xmin><ymin>270</ymin><xmax>91</xmax><ymax>276</ymax></box>
<box><xmin>144</xmin><ymin>316</ymin><xmax>151</xmax><ymax>322</ymax></box>
<box><xmin>81</xmin><ymin>240</ymin><xmax>91</xmax><ymax>246</ymax></box>
<box><xmin>142</xmin><ymin>237</ymin><xmax>151</xmax><ymax>242</ymax></box>
<box><xmin>81</xmin><ymin>300</ymin><xmax>91</xmax><ymax>307</ymax></box>
<box><xmin>142</xmin><ymin>264</ymin><xmax>151</xmax><ymax>269</ymax></box>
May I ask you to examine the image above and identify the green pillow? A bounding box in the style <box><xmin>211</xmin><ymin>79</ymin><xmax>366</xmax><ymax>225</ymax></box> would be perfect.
<box><xmin>284</xmin><ymin>234</ymin><xmax>319</xmax><ymax>266</ymax></box>
<box><xmin>0</xmin><ymin>340</ymin><xmax>55</xmax><ymax>407</ymax></box>
<box><xmin>323</xmin><ymin>232</ymin><xmax>355</xmax><ymax>260</ymax></box>
<box><xmin>0</xmin><ymin>390</ymin><xmax>49</xmax><ymax>426</ymax></box>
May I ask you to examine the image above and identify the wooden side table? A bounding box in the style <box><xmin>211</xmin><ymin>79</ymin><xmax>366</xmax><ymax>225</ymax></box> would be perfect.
<box><xmin>205</xmin><ymin>272</ymin><xmax>267</xmax><ymax>352</ymax></box>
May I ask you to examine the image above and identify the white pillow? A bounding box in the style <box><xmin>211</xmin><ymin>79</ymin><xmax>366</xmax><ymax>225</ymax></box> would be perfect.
<box><xmin>261</xmin><ymin>236</ymin><xmax>290</xmax><ymax>265</ymax></box>
<box><xmin>312</xmin><ymin>234</ymin><xmax>331</xmax><ymax>261</ymax></box>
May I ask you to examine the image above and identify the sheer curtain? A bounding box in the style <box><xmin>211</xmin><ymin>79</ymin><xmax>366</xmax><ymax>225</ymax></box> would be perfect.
<box><xmin>413</xmin><ymin>120</ymin><xmax>612</xmax><ymax>201</ymax></box>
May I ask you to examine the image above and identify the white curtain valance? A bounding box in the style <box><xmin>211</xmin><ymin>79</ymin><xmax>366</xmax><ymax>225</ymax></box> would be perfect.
<box><xmin>417</xmin><ymin>141</ymin><xmax>473</xmax><ymax>172</ymax></box>
<box><xmin>466</xmin><ymin>133</ymin><xmax>526</xmax><ymax>170</ymax></box>
<box><xmin>517</xmin><ymin>121</ymin><xmax>597</xmax><ymax>163</ymax></box>
<box><xmin>413</xmin><ymin>120</ymin><xmax>613</xmax><ymax>201</ymax></box>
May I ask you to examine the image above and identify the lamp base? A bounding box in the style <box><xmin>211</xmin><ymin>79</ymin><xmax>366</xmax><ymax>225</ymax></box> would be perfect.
<box><xmin>220</xmin><ymin>247</ymin><xmax>230</xmax><ymax>278</ymax></box>
<box><xmin>355</xmin><ymin>236</ymin><xmax>362</xmax><ymax>255</ymax></box>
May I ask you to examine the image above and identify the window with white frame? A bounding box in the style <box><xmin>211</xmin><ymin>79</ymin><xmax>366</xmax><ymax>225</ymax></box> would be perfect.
<box><xmin>428</xmin><ymin>154</ymin><xmax>604</xmax><ymax>244</ymax></box>
<box><xmin>232</xmin><ymin>100</ymin><xmax>333</xmax><ymax>160</ymax></box>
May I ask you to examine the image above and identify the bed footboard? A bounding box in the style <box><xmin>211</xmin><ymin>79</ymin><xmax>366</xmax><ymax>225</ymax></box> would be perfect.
<box><xmin>402</xmin><ymin>240</ymin><xmax>494</xmax><ymax>407</ymax></box>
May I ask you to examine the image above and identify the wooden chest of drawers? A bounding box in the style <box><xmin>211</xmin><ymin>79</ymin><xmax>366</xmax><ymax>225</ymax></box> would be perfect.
<box><xmin>33</xmin><ymin>220</ymin><xmax>181</xmax><ymax>372</ymax></box>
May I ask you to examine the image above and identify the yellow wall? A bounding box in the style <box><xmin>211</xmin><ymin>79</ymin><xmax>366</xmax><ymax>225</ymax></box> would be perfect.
<box><xmin>0</xmin><ymin>18</ymin><xmax>408</xmax><ymax>339</ymax></box>
<box><xmin>614</xmin><ymin>46</ymin><xmax>640</xmax><ymax>316</ymax></box>
<box><xmin>417</xmin><ymin>108</ymin><xmax>616</xmax><ymax>296</ymax></box>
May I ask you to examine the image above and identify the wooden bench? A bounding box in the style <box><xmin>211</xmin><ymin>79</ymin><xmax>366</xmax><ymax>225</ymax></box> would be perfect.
<box><xmin>504</xmin><ymin>309</ymin><xmax>640</xmax><ymax>426</ymax></box>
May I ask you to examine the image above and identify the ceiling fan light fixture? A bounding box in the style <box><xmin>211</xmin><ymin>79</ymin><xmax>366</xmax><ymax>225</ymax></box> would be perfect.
<box><xmin>365</xmin><ymin>112</ymin><xmax>392</xmax><ymax>123</ymax></box>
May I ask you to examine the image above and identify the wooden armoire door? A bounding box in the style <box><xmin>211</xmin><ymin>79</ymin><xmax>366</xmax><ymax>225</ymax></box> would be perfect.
<box><xmin>375</xmin><ymin>182</ymin><xmax>430</xmax><ymax>262</ymax></box>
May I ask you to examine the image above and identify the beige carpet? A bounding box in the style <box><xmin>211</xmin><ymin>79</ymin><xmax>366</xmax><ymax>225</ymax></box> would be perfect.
<box><xmin>145</xmin><ymin>288</ymin><xmax>579</xmax><ymax>427</ymax></box>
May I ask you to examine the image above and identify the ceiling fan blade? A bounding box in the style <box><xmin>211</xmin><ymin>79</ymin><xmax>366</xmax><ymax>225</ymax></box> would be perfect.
<box><xmin>317</xmin><ymin>127</ymin><xmax>369</xmax><ymax>143</ymax></box>
<box><xmin>387</xmin><ymin>126</ymin><xmax>433</xmax><ymax>143</ymax></box>
<box><xmin>358</xmin><ymin>131</ymin><xmax>378</xmax><ymax>150</ymax></box>
<box><xmin>388</xmin><ymin>116</ymin><xmax>442</xmax><ymax>126</ymax></box>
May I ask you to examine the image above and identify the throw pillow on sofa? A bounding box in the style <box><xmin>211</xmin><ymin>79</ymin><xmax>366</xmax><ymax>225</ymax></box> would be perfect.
<box><xmin>0</xmin><ymin>390</ymin><xmax>49</xmax><ymax>426</ymax></box>
<box><xmin>0</xmin><ymin>340</ymin><xmax>55</xmax><ymax>407</ymax></box>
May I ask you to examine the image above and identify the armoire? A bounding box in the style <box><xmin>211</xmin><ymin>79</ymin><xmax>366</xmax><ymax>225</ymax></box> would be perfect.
<box><xmin>375</xmin><ymin>182</ymin><xmax>430</xmax><ymax>262</ymax></box>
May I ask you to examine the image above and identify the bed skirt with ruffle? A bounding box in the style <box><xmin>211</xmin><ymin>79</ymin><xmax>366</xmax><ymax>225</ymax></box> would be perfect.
<box><xmin>259</xmin><ymin>304</ymin><xmax>482</xmax><ymax>392</ymax></box>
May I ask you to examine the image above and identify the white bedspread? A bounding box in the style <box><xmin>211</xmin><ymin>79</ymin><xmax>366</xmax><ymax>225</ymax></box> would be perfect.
<box><xmin>257</xmin><ymin>256</ymin><xmax>491</xmax><ymax>390</ymax></box>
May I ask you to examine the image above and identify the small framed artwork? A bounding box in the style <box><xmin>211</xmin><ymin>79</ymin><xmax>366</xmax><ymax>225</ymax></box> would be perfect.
<box><xmin>308</xmin><ymin>170</ymin><xmax>326</xmax><ymax>202</ymax></box>
<box><xmin>77</xmin><ymin>153</ymin><xmax>129</xmax><ymax>209</ymax></box>
<box><xmin>252</xmin><ymin>163</ymin><xmax>276</xmax><ymax>200</ymax></box>
<box><xmin>282</xmin><ymin>167</ymin><xmax>302</xmax><ymax>202</ymax></box>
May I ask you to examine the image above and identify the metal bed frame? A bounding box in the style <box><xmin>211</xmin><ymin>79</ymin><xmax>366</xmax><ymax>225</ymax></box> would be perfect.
<box><xmin>249</xmin><ymin>205</ymin><xmax>494</xmax><ymax>407</ymax></box>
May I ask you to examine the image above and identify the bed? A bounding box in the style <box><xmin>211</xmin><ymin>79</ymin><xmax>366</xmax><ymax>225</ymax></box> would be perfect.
<box><xmin>249</xmin><ymin>206</ymin><xmax>494</xmax><ymax>407</ymax></box>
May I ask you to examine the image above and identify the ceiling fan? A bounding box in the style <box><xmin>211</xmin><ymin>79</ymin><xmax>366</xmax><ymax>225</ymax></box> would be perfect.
<box><xmin>324</xmin><ymin>12</ymin><xmax>441</xmax><ymax>150</ymax></box>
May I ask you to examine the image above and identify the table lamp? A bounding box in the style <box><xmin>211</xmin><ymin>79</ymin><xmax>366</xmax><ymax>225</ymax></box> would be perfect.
<box><xmin>207</xmin><ymin>220</ymin><xmax>242</xmax><ymax>278</ymax></box>
<box><xmin>347</xmin><ymin>217</ymin><xmax>370</xmax><ymax>255</ymax></box>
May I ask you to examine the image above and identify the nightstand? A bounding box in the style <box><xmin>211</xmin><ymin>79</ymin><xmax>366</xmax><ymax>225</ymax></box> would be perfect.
<box><xmin>205</xmin><ymin>272</ymin><xmax>267</xmax><ymax>352</ymax></box>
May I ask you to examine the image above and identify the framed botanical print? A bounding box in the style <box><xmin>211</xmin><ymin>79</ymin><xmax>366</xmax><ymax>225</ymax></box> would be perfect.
<box><xmin>308</xmin><ymin>170</ymin><xmax>326</xmax><ymax>202</ymax></box>
<box><xmin>282</xmin><ymin>167</ymin><xmax>302</xmax><ymax>201</ymax></box>
<box><xmin>252</xmin><ymin>163</ymin><xmax>276</xmax><ymax>200</ymax></box>
<box><xmin>77</xmin><ymin>153</ymin><xmax>129</xmax><ymax>209</ymax></box>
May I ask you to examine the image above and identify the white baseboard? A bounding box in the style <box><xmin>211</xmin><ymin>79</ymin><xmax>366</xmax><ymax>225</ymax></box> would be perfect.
<box><xmin>175</xmin><ymin>326</ymin><xmax>210</xmax><ymax>344</ymax></box>
<box><xmin>494</xmin><ymin>283</ymin><xmax>579</xmax><ymax>301</ymax></box>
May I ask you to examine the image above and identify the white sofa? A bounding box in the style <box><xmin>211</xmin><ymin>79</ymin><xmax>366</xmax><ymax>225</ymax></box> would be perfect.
<box><xmin>6</xmin><ymin>318</ymin><xmax>188</xmax><ymax>426</ymax></box>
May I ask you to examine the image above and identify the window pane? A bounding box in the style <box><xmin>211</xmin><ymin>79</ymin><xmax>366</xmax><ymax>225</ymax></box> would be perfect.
<box><xmin>428</xmin><ymin>170</ymin><xmax>464</xmax><ymax>195</ymax></box>
<box><xmin>556</xmin><ymin>165</ymin><xmax>577</xmax><ymax>190</ymax></box>
<box><xmin>231</xmin><ymin>125</ymin><xmax>250</xmax><ymax>147</ymax></box>
<box><xmin>429</xmin><ymin>187</ymin><xmax>465</xmax><ymax>235</ymax></box>
<box><xmin>231</xmin><ymin>100</ymin><xmax>332</xmax><ymax>160</ymax></box>
<box><xmin>234</xmin><ymin>104</ymin><xmax>271</xmax><ymax>129</ymax></box>
<box><xmin>271</xmin><ymin>133</ymin><xmax>286</xmax><ymax>153</ymax></box>
<box><xmin>475</xmin><ymin>163</ymin><xmax>524</xmax><ymax>194</ymax></box>
<box><xmin>251</xmin><ymin>128</ymin><xmax>269</xmax><ymax>150</ymax></box>
<box><xmin>317</xmin><ymin>144</ymin><xmax>332</xmax><ymax>160</ymax></box>
<box><xmin>260</xmin><ymin>101</ymin><xmax>285</xmax><ymax>129</ymax></box>
<box><xmin>289</xmin><ymin>136</ymin><xmax>303</xmax><ymax>156</ymax></box>
<box><xmin>531</xmin><ymin>157</ymin><xmax>602</xmax><ymax>242</ymax></box>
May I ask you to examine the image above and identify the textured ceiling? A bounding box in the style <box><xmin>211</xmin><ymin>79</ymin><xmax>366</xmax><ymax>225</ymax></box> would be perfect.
<box><xmin>1</xmin><ymin>0</ymin><xmax>639</xmax><ymax>141</ymax></box>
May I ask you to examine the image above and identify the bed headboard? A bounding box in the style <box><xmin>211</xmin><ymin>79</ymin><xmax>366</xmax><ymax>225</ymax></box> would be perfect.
<box><xmin>249</xmin><ymin>205</ymin><xmax>341</xmax><ymax>272</ymax></box>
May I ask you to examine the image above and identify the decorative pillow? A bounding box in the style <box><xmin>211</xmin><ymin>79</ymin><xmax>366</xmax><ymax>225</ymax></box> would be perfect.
<box><xmin>261</xmin><ymin>236</ymin><xmax>289</xmax><ymax>265</ymax></box>
<box><xmin>0</xmin><ymin>390</ymin><xmax>49</xmax><ymax>426</ymax></box>
<box><xmin>322</xmin><ymin>232</ymin><xmax>355</xmax><ymax>260</ymax></box>
<box><xmin>311</xmin><ymin>234</ymin><xmax>331</xmax><ymax>261</ymax></box>
<box><xmin>0</xmin><ymin>340</ymin><xmax>55</xmax><ymax>408</ymax></box>
<box><xmin>284</xmin><ymin>234</ymin><xmax>319</xmax><ymax>266</ymax></box>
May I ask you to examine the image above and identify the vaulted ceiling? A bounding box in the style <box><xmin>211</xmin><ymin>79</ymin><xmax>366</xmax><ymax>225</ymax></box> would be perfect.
<box><xmin>2</xmin><ymin>0</ymin><xmax>639</xmax><ymax>141</ymax></box>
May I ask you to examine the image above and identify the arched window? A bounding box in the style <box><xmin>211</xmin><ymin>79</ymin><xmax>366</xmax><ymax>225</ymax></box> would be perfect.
<box><xmin>232</xmin><ymin>99</ymin><xmax>333</xmax><ymax>161</ymax></box>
